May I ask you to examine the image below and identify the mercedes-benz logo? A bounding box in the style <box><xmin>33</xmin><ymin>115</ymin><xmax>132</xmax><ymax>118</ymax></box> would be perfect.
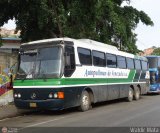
<box><xmin>31</xmin><ymin>93</ymin><xmax>36</xmax><ymax>99</ymax></box>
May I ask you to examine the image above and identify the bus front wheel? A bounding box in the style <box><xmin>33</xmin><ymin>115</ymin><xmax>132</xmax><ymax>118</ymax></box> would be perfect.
<box><xmin>78</xmin><ymin>90</ymin><xmax>91</xmax><ymax>112</ymax></box>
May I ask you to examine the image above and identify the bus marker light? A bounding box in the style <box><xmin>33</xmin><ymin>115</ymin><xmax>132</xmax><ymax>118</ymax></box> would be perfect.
<box><xmin>18</xmin><ymin>93</ymin><xmax>21</xmax><ymax>98</ymax></box>
<box><xmin>58</xmin><ymin>92</ymin><xmax>64</xmax><ymax>99</ymax></box>
<box><xmin>14</xmin><ymin>94</ymin><xmax>17</xmax><ymax>97</ymax></box>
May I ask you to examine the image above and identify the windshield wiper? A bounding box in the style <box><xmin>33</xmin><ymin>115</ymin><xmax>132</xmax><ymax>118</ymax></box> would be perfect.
<box><xmin>17</xmin><ymin>69</ymin><xmax>35</xmax><ymax>81</ymax></box>
<box><xmin>41</xmin><ymin>73</ymin><xmax>47</xmax><ymax>81</ymax></box>
<box><xmin>36</xmin><ymin>71</ymin><xmax>47</xmax><ymax>81</ymax></box>
<box><xmin>16</xmin><ymin>72</ymin><xmax>27</xmax><ymax>80</ymax></box>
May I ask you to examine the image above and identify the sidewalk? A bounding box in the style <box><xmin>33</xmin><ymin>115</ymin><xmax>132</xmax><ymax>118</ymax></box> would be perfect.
<box><xmin>0</xmin><ymin>104</ymin><xmax>20</xmax><ymax>120</ymax></box>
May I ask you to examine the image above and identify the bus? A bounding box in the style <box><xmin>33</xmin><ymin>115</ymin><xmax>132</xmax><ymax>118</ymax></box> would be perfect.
<box><xmin>13</xmin><ymin>38</ymin><xmax>149</xmax><ymax>111</ymax></box>
<box><xmin>146</xmin><ymin>56</ymin><xmax>160</xmax><ymax>93</ymax></box>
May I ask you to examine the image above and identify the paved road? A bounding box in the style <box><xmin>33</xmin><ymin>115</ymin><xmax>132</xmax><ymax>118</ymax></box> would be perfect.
<box><xmin>0</xmin><ymin>94</ymin><xmax>160</xmax><ymax>132</ymax></box>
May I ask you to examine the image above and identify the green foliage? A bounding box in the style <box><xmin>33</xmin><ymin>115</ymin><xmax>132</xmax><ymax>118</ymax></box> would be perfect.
<box><xmin>0</xmin><ymin>0</ymin><xmax>154</xmax><ymax>54</ymax></box>
<box><xmin>152</xmin><ymin>47</ymin><xmax>160</xmax><ymax>55</ymax></box>
<box><xmin>0</xmin><ymin>28</ymin><xmax>2</xmax><ymax>46</ymax></box>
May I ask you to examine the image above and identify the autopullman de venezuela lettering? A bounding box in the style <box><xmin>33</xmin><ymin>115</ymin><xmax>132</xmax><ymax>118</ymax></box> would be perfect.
<box><xmin>84</xmin><ymin>69</ymin><xmax>129</xmax><ymax>78</ymax></box>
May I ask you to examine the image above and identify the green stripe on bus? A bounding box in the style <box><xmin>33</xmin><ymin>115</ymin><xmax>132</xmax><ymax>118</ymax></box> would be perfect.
<box><xmin>14</xmin><ymin>70</ymin><xmax>136</xmax><ymax>86</ymax></box>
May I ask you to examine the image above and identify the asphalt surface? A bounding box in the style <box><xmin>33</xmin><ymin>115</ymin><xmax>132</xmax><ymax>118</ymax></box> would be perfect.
<box><xmin>0</xmin><ymin>94</ymin><xmax>160</xmax><ymax>133</ymax></box>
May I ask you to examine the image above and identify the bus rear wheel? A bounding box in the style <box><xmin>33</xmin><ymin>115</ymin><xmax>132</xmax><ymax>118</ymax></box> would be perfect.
<box><xmin>134</xmin><ymin>87</ymin><xmax>140</xmax><ymax>100</ymax></box>
<box><xmin>126</xmin><ymin>87</ymin><xmax>133</xmax><ymax>102</ymax></box>
<box><xmin>78</xmin><ymin>90</ymin><xmax>91</xmax><ymax>112</ymax></box>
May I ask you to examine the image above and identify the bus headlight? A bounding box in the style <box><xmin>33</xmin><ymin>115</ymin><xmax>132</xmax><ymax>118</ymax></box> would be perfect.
<box><xmin>48</xmin><ymin>93</ymin><xmax>53</xmax><ymax>98</ymax></box>
<box><xmin>18</xmin><ymin>93</ymin><xmax>21</xmax><ymax>98</ymax></box>
<box><xmin>14</xmin><ymin>93</ymin><xmax>18</xmax><ymax>98</ymax></box>
<box><xmin>54</xmin><ymin>93</ymin><xmax>58</xmax><ymax>98</ymax></box>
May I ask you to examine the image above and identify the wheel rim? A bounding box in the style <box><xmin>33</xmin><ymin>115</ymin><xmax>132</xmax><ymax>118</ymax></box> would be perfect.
<box><xmin>135</xmin><ymin>89</ymin><xmax>140</xmax><ymax>99</ymax></box>
<box><xmin>129</xmin><ymin>89</ymin><xmax>133</xmax><ymax>100</ymax></box>
<box><xmin>82</xmin><ymin>95</ymin><xmax>89</xmax><ymax>109</ymax></box>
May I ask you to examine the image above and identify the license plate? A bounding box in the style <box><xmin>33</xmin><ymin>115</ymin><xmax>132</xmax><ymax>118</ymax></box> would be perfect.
<box><xmin>29</xmin><ymin>103</ymin><xmax>37</xmax><ymax>108</ymax></box>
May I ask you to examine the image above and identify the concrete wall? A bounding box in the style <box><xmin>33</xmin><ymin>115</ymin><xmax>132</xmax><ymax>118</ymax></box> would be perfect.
<box><xmin>0</xmin><ymin>51</ymin><xmax>18</xmax><ymax>106</ymax></box>
<box><xmin>0</xmin><ymin>38</ymin><xmax>20</xmax><ymax>106</ymax></box>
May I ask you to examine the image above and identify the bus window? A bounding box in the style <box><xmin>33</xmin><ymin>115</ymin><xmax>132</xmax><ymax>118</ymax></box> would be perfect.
<box><xmin>134</xmin><ymin>59</ymin><xmax>141</xmax><ymax>70</ymax></box>
<box><xmin>64</xmin><ymin>46</ymin><xmax>75</xmax><ymax>77</ymax></box>
<box><xmin>158</xmin><ymin>58</ymin><xmax>160</xmax><ymax>67</ymax></box>
<box><xmin>141</xmin><ymin>61</ymin><xmax>148</xmax><ymax>70</ymax></box>
<box><xmin>150</xmin><ymin>71</ymin><xmax>156</xmax><ymax>84</ymax></box>
<box><xmin>117</xmin><ymin>56</ymin><xmax>127</xmax><ymax>69</ymax></box>
<box><xmin>77</xmin><ymin>47</ymin><xmax>92</xmax><ymax>65</ymax></box>
<box><xmin>147</xmin><ymin>57</ymin><xmax>158</xmax><ymax>68</ymax></box>
<box><xmin>106</xmin><ymin>53</ymin><xmax>117</xmax><ymax>68</ymax></box>
<box><xmin>92</xmin><ymin>51</ymin><xmax>106</xmax><ymax>67</ymax></box>
<box><xmin>126</xmin><ymin>58</ymin><xmax>134</xmax><ymax>69</ymax></box>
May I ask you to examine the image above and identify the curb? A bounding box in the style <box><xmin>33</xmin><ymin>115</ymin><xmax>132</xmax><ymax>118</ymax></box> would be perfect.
<box><xmin>0</xmin><ymin>104</ymin><xmax>20</xmax><ymax>120</ymax></box>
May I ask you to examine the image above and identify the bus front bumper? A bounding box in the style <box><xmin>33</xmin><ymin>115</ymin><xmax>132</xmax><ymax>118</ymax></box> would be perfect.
<box><xmin>148</xmin><ymin>84</ymin><xmax>160</xmax><ymax>93</ymax></box>
<box><xmin>14</xmin><ymin>99</ymin><xmax>64</xmax><ymax>110</ymax></box>
<box><xmin>148</xmin><ymin>90</ymin><xmax>160</xmax><ymax>93</ymax></box>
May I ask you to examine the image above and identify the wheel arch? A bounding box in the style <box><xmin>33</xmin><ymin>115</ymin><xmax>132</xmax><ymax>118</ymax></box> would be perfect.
<box><xmin>130</xmin><ymin>85</ymin><xmax>134</xmax><ymax>91</ymax></box>
<box><xmin>137</xmin><ymin>84</ymin><xmax>142</xmax><ymax>94</ymax></box>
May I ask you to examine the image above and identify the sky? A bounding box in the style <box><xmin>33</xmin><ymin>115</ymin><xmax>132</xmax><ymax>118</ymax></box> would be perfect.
<box><xmin>130</xmin><ymin>0</ymin><xmax>160</xmax><ymax>50</ymax></box>
<box><xmin>2</xmin><ymin>19</ymin><xmax>16</xmax><ymax>29</ymax></box>
<box><xmin>2</xmin><ymin>0</ymin><xmax>160</xmax><ymax>50</ymax></box>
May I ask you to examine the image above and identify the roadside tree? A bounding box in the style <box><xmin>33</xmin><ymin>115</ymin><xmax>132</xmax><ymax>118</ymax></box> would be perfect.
<box><xmin>0</xmin><ymin>0</ymin><xmax>153</xmax><ymax>54</ymax></box>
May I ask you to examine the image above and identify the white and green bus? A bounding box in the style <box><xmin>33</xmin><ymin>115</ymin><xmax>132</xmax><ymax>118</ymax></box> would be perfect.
<box><xmin>13</xmin><ymin>38</ymin><xmax>149</xmax><ymax>111</ymax></box>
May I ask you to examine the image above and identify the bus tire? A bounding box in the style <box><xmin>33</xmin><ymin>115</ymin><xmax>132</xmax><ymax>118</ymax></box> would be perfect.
<box><xmin>78</xmin><ymin>90</ymin><xmax>91</xmax><ymax>112</ymax></box>
<box><xmin>134</xmin><ymin>87</ymin><xmax>140</xmax><ymax>100</ymax></box>
<box><xmin>126</xmin><ymin>87</ymin><xmax>133</xmax><ymax>102</ymax></box>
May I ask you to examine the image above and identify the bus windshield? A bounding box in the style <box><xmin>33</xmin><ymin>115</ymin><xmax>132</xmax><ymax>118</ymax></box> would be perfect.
<box><xmin>147</xmin><ymin>57</ymin><xmax>158</xmax><ymax>68</ymax></box>
<box><xmin>16</xmin><ymin>46</ymin><xmax>62</xmax><ymax>79</ymax></box>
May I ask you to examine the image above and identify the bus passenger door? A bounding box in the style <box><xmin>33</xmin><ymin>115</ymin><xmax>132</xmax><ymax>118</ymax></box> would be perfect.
<box><xmin>63</xmin><ymin>45</ymin><xmax>78</xmax><ymax>107</ymax></box>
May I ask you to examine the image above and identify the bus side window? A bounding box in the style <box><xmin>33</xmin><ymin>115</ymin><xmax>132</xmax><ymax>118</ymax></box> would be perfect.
<box><xmin>126</xmin><ymin>58</ymin><xmax>134</xmax><ymax>69</ymax></box>
<box><xmin>64</xmin><ymin>46</ymin><xmax>75</xmax><ymax>77</ymax></box>
<box><xmin>92</xmin><ymin>50</ymin><xmax>106</xmax><ymax>67</ymax></box>
<box><xmin>117</xmin><ymin>56</ymin><xmax>127</xmax><ymax>69</ymax></box>
<box><xmin>158</xmin><ymin>58</ymin><xmax>160</xmax><ymax>67</ymax></box>
<box><xmin>77</xmin><ymin>47</ymin><xmax>92</xmax><ymax>65</ymax></box>
<box><xmin>106</xmin><ymin>53</ymin><xmax>117</xmax><ymax>68</ymax></box>
<box><xmin>158</xmin><ymin>67</ymin><xmax>160</xmax><ymax>83</ymax></box>
<box><xmin>141</xmin><ymin>61</ymin><xmax>148</xmax><ymax>71</ymax></box>
<box><xmin>134</xmin><ymin>59</ymin><xmax>141</xmax><ymax>70</ymax></box>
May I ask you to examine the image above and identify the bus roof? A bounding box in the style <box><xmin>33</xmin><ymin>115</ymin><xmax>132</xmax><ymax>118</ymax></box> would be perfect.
<box><xmin>21</xmin><ymin>37</ymin><xmax>147</xmax><ymax>61</ymax></box>
<box><xmin>146</xmin><ymin>55</ymin><xmax>160</xmax><ymax>58</ymax></box>
<box><xmin>21</xmin><ymin>37</ymin><xmax>74</xmax><ymax>46</ymax></box>
<box><xmin>78</xmin><ymin>39</ymin><xmax>118</xmax><ymax>51</ymax></box>
<box><xmin>21</xmin><ymin>37</ymin><xmax>118</xmax><ymax>51</ymax></box>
